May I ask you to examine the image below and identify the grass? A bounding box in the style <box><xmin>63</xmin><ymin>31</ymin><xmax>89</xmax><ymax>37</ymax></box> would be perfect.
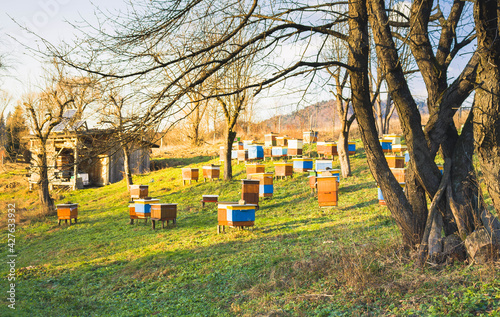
<box><xmin>1</xmin><ymin>141</ymin><xmax>499</xmax><ymax>316</ymax></box>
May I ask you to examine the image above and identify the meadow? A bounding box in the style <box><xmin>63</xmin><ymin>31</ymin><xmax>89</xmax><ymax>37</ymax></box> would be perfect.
<box><xmin>0</xmin><ymin>143</ymin><xmax>499</xmax><ymax>316</ymax></box>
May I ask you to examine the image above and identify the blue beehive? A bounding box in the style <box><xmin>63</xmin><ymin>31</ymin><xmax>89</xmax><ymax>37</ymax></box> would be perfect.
<box><xmin>135</xmin><ymin>199</ymin><xmax>160</xmax><ymax>215</ymax></box>
<box><xmin>259</xmin><ymin>184</ymin><xmax>273</xmax><ymax>195</ymax></box>
<box><xmin>293</xmin><ymin>158</ymin><xmax>314</xmax><ymax>172</ymax></box>
<box><xmin>379</xmin><ymin>139</ymin><xmax>392</xmax><ymax>152</ymax></box>
<box><xmin>315</xmin><ymin>159</ymin><xmax>333</xmax><ymax>171</ymax></box>
<box><xmin>272</xmin><ymin>147</ymin><xmax>288</xmax><ymax>157</ymax></box>
<box><xmin>226</xmin><ymin>205</ymin><xmax>256</xmax><ymax>222</ymax></box>
<box><xmin>348</xmin><ymin>142</ymin><xmax>356</xmax><ymax>154</ymax></box>
<box><xmin>248</xmin><ymin>145</ymin><xmax>264</xmax><ymax>159</ymax></box>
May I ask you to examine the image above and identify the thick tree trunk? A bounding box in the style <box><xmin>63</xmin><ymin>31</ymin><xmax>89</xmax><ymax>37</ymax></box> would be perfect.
<box><xmin>38</xmin><ymin>152</ymin><xmax>55</xmax><ymax>214</ymax></box>
<box><xmin>349</xmin><ymin>0</ymin><xmax>420</xmax><ymax>246</ymax></box>
<box><xmin>473</xmin><ymin>0</ymin><xmax>500</xmax><ymax>214</ymax></box>
<box><xmin>122</xmin><ymin>144</ymin><xmax>133</xmax><ymax>189</ymax></box>
<box><xmin>337</xmin><ymin>125</ymin><xmax>351</xmax><ymax>178</ymax></box>
<box><xmin>224</xmin><ymin>130</ymin><xmax>236</xmax><ymax>180</ymax></box>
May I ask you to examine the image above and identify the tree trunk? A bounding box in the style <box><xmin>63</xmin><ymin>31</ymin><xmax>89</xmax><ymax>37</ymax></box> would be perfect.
<box><xmin>38</xmin><ymin>151</ymin><xmax>55</xmax><ymax>214</ymax></box>
<box><xmin>337</xmin><ymin>124</ymin><xmax>351</xmax><ymax>178</ymax></box>
<box><xmin>473</xmin><ymin>0</ymin><xmax>500</xmax><ymax>214</ymax></box>
<box><xmin>224</xmin><ymin>130</ymin><xmax>236</xmax><ymax>180</ymax></box>
<box><xmin>122</xmin><ymin>143</ymin><xmax>133</xmax><ymax>189</ymax></box>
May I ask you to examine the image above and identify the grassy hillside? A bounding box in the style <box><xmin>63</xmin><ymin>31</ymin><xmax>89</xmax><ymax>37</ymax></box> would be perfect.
<box><xmin>1</xmin><ymin>143</ymin><xmax>499</xmax><ymax>316</ymax></box>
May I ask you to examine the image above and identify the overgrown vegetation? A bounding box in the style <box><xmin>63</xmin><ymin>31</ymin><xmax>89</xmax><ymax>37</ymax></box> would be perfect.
<box><xmin>1</xmin><ymin>144</ymin><xmax>499</xmax><ymax>316</ymax></box>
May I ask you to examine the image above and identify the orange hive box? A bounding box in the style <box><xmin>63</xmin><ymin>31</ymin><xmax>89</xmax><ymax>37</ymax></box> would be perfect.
<box><xmin>130</xmin><ymin>184</ymin><xmax>148</xmax><ymax>200</ymax></box>
<box><xmin>202</xmin><ymin>165</ymin><xmax>220</xmax><ymax>181</ymax></box>
<box><xmin>241</xmin><ymin>179</ymin><xmax>260</xmax><ymax>208</ymax></box>
<box><xmin>317</xmin><ymin>176</ymin><xmax>339</xmax><ymax>207</ymax></box>
<box><xmin>385</xmin><ymin>154</ymin><xmax>404</xmax><ymax>168</ymax></box>
<box><xmin>182</xmin><ymin>168</ymin><xmax>199</xmax><ymax>184</ymax></box>
<box><xmin>57</xmin><ymin>203</ymin><xmax>78</xmax><ymax>225</ymax></box>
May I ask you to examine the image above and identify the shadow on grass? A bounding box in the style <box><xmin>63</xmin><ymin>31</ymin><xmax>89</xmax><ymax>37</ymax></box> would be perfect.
<box><xmin>340</xmin><ymin>182</ymin><xmax>375</xmax><ymax>193</ymax></box>
<box><xmin>152</xmin><ymin>155</ymin><xmax>214</xmax><ymax>169</ymax></box>
<box><xmin>340</xmin><ymin>199</ymin><xmax>379</xmax><ymax>211</ymax></box>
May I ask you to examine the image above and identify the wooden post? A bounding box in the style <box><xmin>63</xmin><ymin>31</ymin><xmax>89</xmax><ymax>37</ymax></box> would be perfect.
<box><xmin>72</xmin><ymin>137</ymin><xmax>78</xmax><ymax>191</ymax></box>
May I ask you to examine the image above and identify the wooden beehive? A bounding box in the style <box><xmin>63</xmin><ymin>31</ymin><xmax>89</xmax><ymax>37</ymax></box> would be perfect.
<box><xmin>385</xmin><ymin>155</ymin><xmax>404</xmax><ymax>168</ymax></box>
<box><xmin>264</xmin><ymin>147</ymin><xmax>272</xmax><ymax>159</ymax></box>
<box><xmin>130</xmin><ymin>184</ymin><xmax>148</xmax><ymax>199</ymax></box>
<box><xmin>292</xmin><ymin>157</ymin><xmax>314</xmax><ymax>172</ymax></box>
<box><xmin>237</xmin><ymin>149</ymin><xmax>248</xmax><ymax>162</ymax></box>
<box><xmin>348</xmin><ymin>142</ymin><xmax>356</xmax><ymax>155</ymax></box>
<box><xmin>391</xmin><ymin>144</ymin><xmax>407</xmax><ymax>154</ymax></box>
<box><xmin>437</xmin><ymin>164</ymin><xmax>444</xmax><ymax>174</ymax></box>
<box><xmin>322</xmin><ymin>142</ymin><xmax>337</xmax><ymax>157</ymax></box>
<box><xmin>241</xmin><ymin>179</ymin><xmax>260</xmax><ymax>207</ymax></box>
<box><xmin>250</xmin><ymin>173</ymin><xmax>274</xmax><ymax>197</ymax></box>
<box><xmin>129</xmin><ymin>204</ymin><xmax>137</xmax><ymax>219</ymax></box>
<box><xmin>288</xmin><ymin>139</ymin><xmax>303</xmax><ymax>156</ymax></box>
<box><xmin>315</xmin><ymin>159</ymin><xmax>333</xmax><ymax>171</ymax></box>
<box><xmin>308</xmin><ymin>170</ymin><xmax>317</xmax><ymax>191</ymax></box>
<box><xmin>182</xmin><ymin>168</ymin><xmax>199</xmax><ymax>183</ymax></box>
<box><xmin>271</xmin><ymin>146</ymin><xmax>288</xmax><ymax>158</ymax></box>
<box><xmin>276</xmin><ymin>136</ymin><xmax>288</xmax><ymax>146</ymax></box>
<box><xmin>303</xmin><ymin>130</ymin><xmax>318</xmax><ymax>144</ymax></box>
<box><xmin>390</xmin><ymin>168</ymin><xmax>406</xmax><ymax>183</ymax></box>
<box><xmin>248</xmin><ymin>145</ymin><xmax>264</xmax><ymax>160</ymax></box>
<box><xmin>264</xmin><ymin>133</ymin><xmax>278</xmax><ymax>147</ymax></box>
<box><xmin>383</xmin><ymin>134</ymin><xmax>402</xmax><ymax>145</ymax></box>
<box><xmin>274</xmin><ymin>162</ymin><xmax>293</xmax><ymax>177</ymax></box>
<box><xmin>317</xmin><ymin>176</ymin><xmax>339</xmax><ymax>207</ymax></box>
<box><xmin>233</xmin><ymin>141</ymin><xmax>244</xmax><ymax>150</ymax></box>
<box><xmin>151</xmin><ymin>204</ymin><xmax>177</xmax><ymax>221</ymax></box>
<box><xmin>202</xmin><ymin>195</ymin><xmax>219</xmax><ymax>203</ymax></box>
<box><xmin>203</xmin><ymin>165</ymin><xmax>220</xmax><ymax>181</ymax></box>
<box><xmin>134</xmin><ymin>198</ymin><xmax>160</xmax><ymax>217</ymax></box>
<box><xmin>246</xmin><ymin>163</ymin><xmax>265</xmax><ymax>175</ymax></box>
<box><xmin>57</xmin><ymin>203</ymin><xmax>78</xmax><ymax>224</ymax></box>
<box><xmin>379</xmin><ymin>139</ymin><xmax>393</xmax><ymax>153</ymax></box>
<box><xmin>217</xmin><ymin>202</ymin><xmax>256</xmax><ymax>233</ymax></box>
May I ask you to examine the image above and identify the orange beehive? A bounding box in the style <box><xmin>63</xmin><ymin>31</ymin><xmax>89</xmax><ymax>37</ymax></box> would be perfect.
<box><xmin>250</xmin><ymin>173</ymin><xmax>274</xmax><ymax>197</ymax></box>
<box><xmin>57</xmin><ymin>203</ymin><xmax>78</xmax><ymax>225</ymax></box>
<box><xmin>242</xmin><ymin>179</ymin><xmax>260</xmax><ymax>208</ymax></box>
<box><xmin>390</xmin><ymin>168</ymin><xmax>406</xmax><ymax>183</ymax></box>
<box><xmin>385</xmin><ymin>155</ymin><xmax>404</xmax><ymax>168</ymax></box>
<box><xmin>322</xmin><ymin>142</ymin><xmax>337</xmax><ymax>157</ymax></box>
<box><xmin>130</xmin><ymin>185</ymin><xmax>148</xmax><ymax>200</ymax></box>
<box><xmin>274</xmin><ymin>162</ymin><xmax>293</xmax><ymax>178</ymax></box>
<box><xmin>264</xmin><ymin>146</ymin><xmax>272</xmax><ymax>159</ymax></box>
<box><xmin>246</xmin><ymin>163</ymin><xmax>265</xmax><ymax>175</ymax></box>
<box><xmin>203</xmin><ymin>165</ymin><xmax>220</xmax><ymax>181</ymax></box>
<box><xmin>237</xmin><ymin>149</ymin><xmax>248</xmax><ymax>162</ymax></box>
<box><xmin>317</xmin><ymin>176</ymin><xmax>339</xmax><ymax>207</ymax></box>
<box><xmin>182</xmin><ymin>168</ymin><xmax>199</xmax><ymax>184</ymax></box>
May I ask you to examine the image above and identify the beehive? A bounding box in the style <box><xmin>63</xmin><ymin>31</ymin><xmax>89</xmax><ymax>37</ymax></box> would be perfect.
<box><xmin>391</xmin><ymin>144</ymin><xmax>407</xmax><ymax>153</ymax></box>
<box><xmin>231</xmin><ymin>150</ymin><xmax>238</xmax><ymax>160</ymax></box>
<box><xmin>264</xmin><ymin>133</ymin><xmax>278</xmax><ymax>147</ymax></box>
<box><xmin>129</xmin><ymin>204</ymin><xmax>137</xmax><ymax>220</ymax></box>
<box><xmin>276</xmin><ymin>136</ymin><xmax>288</xmax><ymax>146</ymax></box>
<box><xmin>248</xmin><ymin>145</ymin><xmax>264</xmax><ymax>160</ymax></box>
<box><xmin>129</xmin><ymin>185</ymin><xmax>148</xmax><ymax>199</ymax></box>
<box><xmin>233</xmin><ymin>141</ymin><xmax>244</xmax><ymax>150</ymax></box>
<box><xmin>288</xmin><ymin>139</ymin><xmax>303</xmax><ymax>156</ymax></box>
<box><xmin>202</xmin><ymin>195</ymin><xmax>219</xmax><ymax>204</ymax></box>
<box><xmin>135</xmin><ymin>198</ymin><xmax>160</xmax><ymax>216</ymax></box>
<box><xmin>322</xmin><ymin>142</ymin><xmax>337</xmax><ymax>157</ymax></box>
<box><xmin>292</xmin><ymin>157</ymin><xmax>314</xmax><ymax>172</ymax></box>
<box><xmin>316</xmin><ymin>141</ymin><xmax>325</xmax><ymax>156</ymax></box>
<box><xmin>308</xmin><ymin>170</ymin><xmax>317</xmax><ymax>191</ymax></box>
<box><xmin>202</xmin><ymin>165</ymin><xmax>220</xmax><ymax>181</ymax></box>
<box><xmin>348</xmin><ymin>142</ymin><xmax>356</xmax><ymax>155</ymax></box>
<box><xmin>237</xmin><ymin>149</ymin><xmax>248</xmax><ymax>162</ymax></box>
<box><xmin>57</xmin><ymin>203</ymin><xmax>78</xmax><ymax>224</ymax></box>
<box><xmin>437</xmin><ymin>164</ymin><xmax>443</xmax><ymax>174</ymax></box>
<box><xmin>383</xmin><ymin>134</ymin><xmax>402</xmax><ymax>145</ymax></box>
<box><xmin>182</xmin><ymin>168</ymin><xmax>199</xmax><ymax>184</ymax></box>
<box><xmin>250</xmin><ymin>172</ymin><xmax>274</xmax><ymax>197</ymax></box>
<box><xmin>271</xmin><ymin>146</ymin><xmax>288</xmax><ymax>158</ymax></box>
<box><xmin>379</xmin><ymin>139</ymin><xmax>393</xmax><ymax>153</ymax></box>
<box><xmin>264</xmin><ymin>147</ymin><xmax>272</xmax><ymax>159</ymax></box>
<box><xmin>303</xmin><ymin>130</ymin><xmax>318</xmax><ymax>144</ymax></box>
<box><xmin>217</xmin><ymin>202</ymin><xmax>256</xmax><ymax>233</ymax></box>
<box><xmin>378</xmin><ymin>183</ymin><xmax>405</xmax><ymax>205</ymax></box>
<box><xmin>385</xmin><ymin>154</ymin><xmax>404</xmax><ymax>168</ymax></box>
<box><xmin>274</xmin><ymin>162</ymin><xmax>293</xmax><ymax>177</ymax></box>
<box><xmin>390</xmin><ymin>168</ymin><xmax>406</xmax><ymax>183</ymax></box>
<box><xmin>150</xmin><ymin>203</ymin><xmax>177</xmax><ymax>221</ymax></box>
<box><xmin>243</xmin><ymin>140</ymin><xmax>254</xmax><ymax>149</ymax></box>
<box><xmin>241</xmin><ymin>179</ymin><xmax>260</xmax><ymax>207</ymax></box>
<box><xmin>316</xmin><ymin>176</ymin><xmax>339</xmax><ymax>207</ymax></box>
<box><xmin>246</xmin><ymin>163</ymin><xmax>265</xmax><ymax>175</ymax></box>
<box><xmin>315</xmin><ymin>159</ymin><xmax>333</xmax><ymax>171</ymax></box>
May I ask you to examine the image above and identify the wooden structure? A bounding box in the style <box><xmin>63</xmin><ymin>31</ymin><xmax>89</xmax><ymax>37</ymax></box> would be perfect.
<box><xmin>264</xmin><ymin>133</ymin><xmax>278</xmax><ymax>147</ymax></box>
<box><xmin>246</xmin><ymin>163</ymin><xmax>265</xmax><ymax>176</ymax></box>
<box><xmin>303</xmin><ymin>130</ymin><xmax>318</xmax><ymax>144</ymax></box>
<box><xmin>217</xmin><ymin>202</ymin><xmax>256</xmax><ymax>233</ymax></box>
<box><xmin>288</xmin><ymin>139</ymin><xmax>303</xmax><ymax>156</ymax></box>
<box><xmin>237</xmin><ymin>149</ymin><xmax>248</xmax><ymax>162</ymax></box>
<box><xmin>317</xmin><ymin>176</ymin><xmax>339</xmax><ymax>207</ymax></box>
<box><xmin>134</xmin><ymin>198</ymin><xmax>159</xmax><ymax>221</ymax></box>
<box><xmin>151</xmin><ymin>203</ymin><xmax>177</xmax><ymax>229</ymax></box>
<box><xmin>379</xmin><ymin>139</ymin><xmax>393</xmax><ymax>153</ymax></box>
<box><xmin>201</xmin><ymin>195</ymin><xmax>218</xmax><ymax>207</ymax></box>
<box><xmin>385</xmin><ymin>155</ymin><xmax>405</xmax><ymax>168</ymax></box>
<box><xmin>292</xmin><ymin>157</ymin><xmax>313</xmax><ymax>172</ymax></box>
<box><xmin>130</xmin><ymin>185</ymin><xmax>148</xmax><ymax>200</ymax></box>
<box><xmin>243</xmin><ymin>140</ymin><xmax>254</xmax><ymax>149</ymax></box>
<box><xmin>315</xmin><ymin>159</ymin><xmax>333</xmax><ymax>171</ymax></box>
<box><xmin>250</xmin><ymin>172</ymin><xmax>274</xmax><ymax>197</ymax></box>
<box><xmin>390</xmin><ymin>168</ymin><xmax>406</xmax><ymax>183</ymax></box>
<box><xmin>57</xmin><ymin>203</ymin><xmax>78</xmax><ymax>225</ymax></box>
<box><xmin>248</xmin><ymin>145</ymin><xmax>264</xmax><ymax>160</ymax></box>
<box><xmin>308</xmin><ymin>171</ymin><xmax>317</xmax><ymax>194</ymax></box>
<box><xmin>378</xmin><ymin>183</ymin><xmax>405</xmax><ymax>205</ymax></box>
<box><xmin>391</xmin><ymin>144</ymin><xmax>407</xmax><ymax>154</ymax></box>
<box><xmin>437</xmin><ymin>164</ymin><xmax>444</xmax><ymax>174</ymax></box>
<box><xmin>271</xmin><ymin>146</ymin><xmax>288</xmax><ymax>159</ymax></box>
<box><xmin>276</xmin><ymin>136</ymin><xmax>288</xmax><ymax>146</ymax></box>
<box><xmin>233</xmin><ymin>141</ymin><xmax>244</xmax><ymax>150</ymax></box>
<box><xmin>264</xmin><ymin>147</ymin><xmax>272</xmax><ymax>160</ymax></box>
<box><xmin>320</xmin><ymin>142</ymin><xmax>337</xmax><ymax>157</ymax></box>
<box><xmin>129</xmin><ymin>203</ymin><xmax>138</xmax><ymax>224</ymax></box>
<box><xmin>26</xmin><ymin>110</ymin><xmax>157</xmax><ymax>190</ymax></box>
<box><xmin>182</xmin><ymin>167</ymin><xmax>199</xmax><ymax>185</ymax></box>
<box><xmin>383</xmin><ymin>134</ymin><xmax>402</xmax><ymax>145</ymax></box>
<box><xmin>202</xmin><ymin>165</ymin><xmax>220</xmax><ymax>181</ymax></box>
<box><xmin>274</xmin><ymin>162</ymin><xmax>293</xmax><ymax>178</ymax></box>
<box><xmin>348</xmin><ymin>142</ymin><xmax>356</xmax><ymax>155</ymax></box>
<box><xmin>242</xmin><ymin>179</ymin><xmax>260</xmax><ymax>208</ymax></box>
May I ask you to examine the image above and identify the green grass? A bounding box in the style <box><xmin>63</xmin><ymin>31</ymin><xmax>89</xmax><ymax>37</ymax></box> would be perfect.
<box><xmin>1</xmin><ymin>143</ymin><xmax>499</xmax><ymax>316</ymax></box>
